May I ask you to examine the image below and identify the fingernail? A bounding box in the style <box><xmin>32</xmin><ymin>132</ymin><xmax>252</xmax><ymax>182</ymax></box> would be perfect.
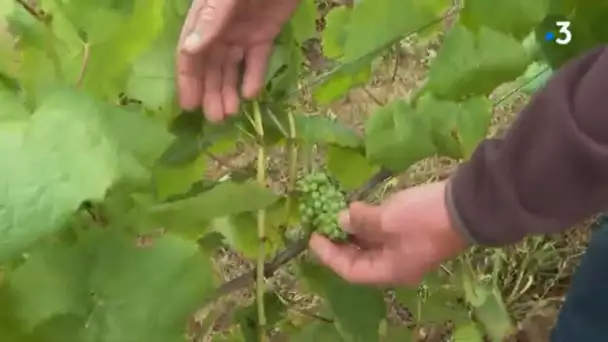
<box><xmin>338</xmin><ymin>211</ymin><xmax>350</xmax><ymax>229</ymax></box>
<box><xmin>183</xmin><ymin>31</ymin><xmax>202</xmax><ymax>52</ymax></box>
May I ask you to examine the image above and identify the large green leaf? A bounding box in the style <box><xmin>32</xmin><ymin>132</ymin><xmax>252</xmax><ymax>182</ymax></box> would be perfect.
<box><xmin>299</xmin><ymin>262</ymin><xmax>386</xmax><ymax>342</ymax></box>
<box><xmin>295</xmin><ymin>114</ymin><xmax>363</xmax><ymax>148</ymax></box>
<box><xmin>342</xmin><ymin>0</ymin><xmax>450</xmax><ymax>62</ymax></box>
<box><xmin>322</xmin><ymin>7</ymin><xmax>351</xmax><ymax>59</ymax></box>
<box><xmin>395</xmin><ymin>271</ymin><xmax>469</xmax><ymax>326</ymax></box>
<box><xmin>327</xmin><ymin>146</ymin><xmax>379</xmax><ymax>190</ymax></box>
<box><xmin>418</xmin><ymin>95</ymin><xmax>493</xmax><ymax>159</ymax></box>
<box><xmin>0</xmin><ymin>84</ymin><xmax>29</xmax><ymax>119</ymax></box>
<box><xmin>146</xmin><ymin>181</ymin><xmax>280</xmax><ymax>237</ymax></box>
<box><xmin>313</xmin><ymin>58</ymin><xmax>372</xmax><ymax>104</ymax></box>
<box><xmin>152</xmin><ymin>154</ymin><xmax>208</xmax><ymax>201</ymax></box>
<box><xmin>452</xmin><ymin>323</ymin><xmax>484</xmax><ymax>342</ymax></box>
<box><xmin>209</xmin><ymin>212</ymin><xmax>283</xmax><ymax>260</ymax></box>
<box><xmin>41</xmin><ymin>0</ymin><xmax>167</xmax><ymax>97</ymax></box>
<box><xmin>427</xmin><ymin>24</ymin><xmax>530</xmax><ymax>100</ymax></box>
<box><xmin>235</xmin><ymin>291</ymin><xmax>288</xmax><ymax>342</ymax></box>
<box><xmin>364</xmin><ymin>99</ymin><xmax>436</xmax><ymax>172</ymax></box>
<box><xmin>125</xmin><ymin>38</ymin><xmax>176</xmax><ymax>109</ymax></box>
<box><xmin>0</xmin><ymin>88</ymin><xmax>169</xmax><ymax>262</ymax></box>
<box><xmin>289</xmin><ymin>0</ymin><xmax>317</xmax><ymax>44</ymax></box>
<box><xmin>460</xmin><ymin>0</ymin><xmax>549</xmax><ymax>39</ymax></box>
<box><xmin>1</xmin><ymin>230</ymin><xmax>216</xmax><ymax>341</ymax></box>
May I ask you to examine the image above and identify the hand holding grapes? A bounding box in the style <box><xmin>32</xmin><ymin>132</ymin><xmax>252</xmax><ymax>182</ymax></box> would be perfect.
<box><xmin>177</xmin><ymin>0</ymin><xmax>301</xmax><ymax>122</ymax></box>
<box><xmin>308</xmin><ymin>181</ymin><xmax>469</xmax><ymax>286</ymax></box>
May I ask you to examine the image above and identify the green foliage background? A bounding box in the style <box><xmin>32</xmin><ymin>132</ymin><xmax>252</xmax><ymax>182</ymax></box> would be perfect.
<box><xmin>0</xmin><ymin>0</ymin><xmax>607</xmax><ymax>340</ymax></box>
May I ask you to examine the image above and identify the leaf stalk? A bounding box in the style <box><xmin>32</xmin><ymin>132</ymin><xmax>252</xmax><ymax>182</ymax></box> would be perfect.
<box><xmin>252</xmin><ymin>100</ymin><xmax>268</xmax><ymax>341</ymax></box>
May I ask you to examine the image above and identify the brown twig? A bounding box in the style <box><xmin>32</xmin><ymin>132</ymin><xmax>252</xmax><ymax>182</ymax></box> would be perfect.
<box><xmin>362</xmin><ymin>87</ymin><xmax>384</xmax><ymax>106</ymax></box>
<box><xmin>391</xmin><ymin>44</ymin><xmax>401</xmax><ymax>82</ymax></box>
<box><xmin>201</xmin><ymin>168</ymin><xmax>393</xmax><ymax>307</ymax></box>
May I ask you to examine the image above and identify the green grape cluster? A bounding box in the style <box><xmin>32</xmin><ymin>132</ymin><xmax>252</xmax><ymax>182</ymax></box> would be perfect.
<box><xmin>297</xmin><ymin>171</ymin><xmax>348</xmax><ymax>241</ymax></box>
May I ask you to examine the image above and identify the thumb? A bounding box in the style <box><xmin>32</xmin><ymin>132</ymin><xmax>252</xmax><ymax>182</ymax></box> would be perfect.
<box><xmin>181</xmin><ymin>0</ymin><xmax>237</xmax><ymax>53</ymax></box>
<box><xmin>341</xmin><ymin>202</ymin><xmax>387</xmax><ymax>243</ymax></box>
<box><xmin>308</xmin><ymin>233</ymin><xmax>393</xmax><ymax>285</ymax></box>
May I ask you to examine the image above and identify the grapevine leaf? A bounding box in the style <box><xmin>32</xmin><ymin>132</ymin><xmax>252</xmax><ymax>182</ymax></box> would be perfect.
<box><xmin>159</xmin><ymin>134</ymin><xmax>203</xmax><ymax>167</ymax></box>
<box><xmin>152</xmin><ymin>154</ymin><xmax>208</xmax><ymax>201</ymax></box>
<box><xmin>322</xmin><ymin>7</ymin><xmax>351</xmax><ymax>59</ymax></box>
<box><xmin>364</xmin><ymin>99</ymin><xmax>436</xmax><ymax>172</ymax></box>
<box><xmin>461</xmin><ymin>270</ymin><xmax>514</xmax><ymax>341</ymax></box>
<box><xmin>125</xmin><ymin>38</ymin><xmax>176</xmax><ymax>109</ymax></box>
<box><xmin>299</xmin><ymin>261</ymin><xmax>386</xmax><ymax>342</ymax></box>
<box><xmin>161</xmin><ymin>114</ymin><xmax>240</xmax><ymax>167</ymax></box>
<box><xmin>0</xmin><ymin>88</ymin><xmax>169</xmax><ymax>262</ymax></box>
<box><xmin>573</xmin><ymin>2</ymin><xmax>608</xmax><ymax>44</ymax></box>
<box><xmin>265</xmin><ymin>44</ymin><xmax>292</xmax><ymax>86</ymax></box>
<box><xmin>147</xmin><ymin>181</ymin><xmax>280</xmax><ymax>236</ymax></box>
<box><xmin>169</xmin><ymin>110</ymin><xmax>204</xmax><ymax>136</ymax></box>
<box><xmin>383</xmin><ymin>325</ymin><xmax>414</xmax><ymax>342</ymax></box>
<box><xmin>235</xmin><ymin>291</ymin><xmax>287</xmax><ymax>342</ymax></box>
<box><xmin>460</xmin><ymin>0</ymin><xmax>549</xmax><ymax>39</ymax></box>
<box><xmin>418</xmin><ymin>95</ymin><xmax>493</xmax><ymax>159</ymax></box>
<box><xmin>291</xmin><ymin>322</ymin><xmax>346</xmax><ymax>342</ymax></box>
<box><xmin>518</xmin><ymin>62</ymin><xmax>552</xmax><ymax>95</ymax></box>
<box><xmin>535</xmin><ymin>10</ymin><xmax>601</xmax><ymax>68</ymax></box>
<box><xmin>289</xmin><ymin>0</ymin><xmax>317</xmax><ymax>44</ymax></box>
<box><xmin>0</xmin><ymin>84</ymin><xmax>29</xmax><ymax>119</ymax></box>
<box><xmin>395</xmin><ymin>274</ymin><xmax>469</xmax><ymax>326</ymax></box>
<box><xmin>342</xmin><ymin>0</ymin><xmax>450</xmax><ymax>62</ymax></box>
<box><xmin>547</xmin><ymin>0</ymin><xmax>576</xmax><ymax>14</ymax></box>
<box><xmin>210</xmin><ymin>213</ymin><xmax>282</xmax><ymax>260</ymax></box>
<box><xmin>452</xmin><ymin>323</ymin><xmax>484</xmax><ymax>342</ymax></box>
<box><xmin>265</xmin><ymin>41</ymin><xmax>303</xmax><ymax>100</ymax></box>
<box><xmin>427</xmin><ymin>24</ymin><xmax>529</xmax><ymax>100</ymax></box>
<box><xmin>295</xmin><ymin>114</ymin><xmax>363</xmax><ymax>148</ymax></box>
<box><xmin>58</xmin><ymin>0</ymin><xmax>167</xmax><ymax>97</ymax></box>
<box><xmin>3</xmin><ymin>230</ymin><xmax>216</xmax><ymax>341</ymax></box>
<box><xmin>327</xmin><ymin>146</ymin><xmax>379</xmax><ymax>190</ymax></box>
<box><xmin>102</xmin><ymin>105</ymin><xmax>173</xmax><ymax>174</ymax></box>
<box><xmin>313</xmin><ymin>58</ymin><xmax>372</xmax><ymax>104</ymax></box>
<box><xmin>0</xmin><ymin>0</ymin><xmax>14</xmax><ymax>17</ymax></box>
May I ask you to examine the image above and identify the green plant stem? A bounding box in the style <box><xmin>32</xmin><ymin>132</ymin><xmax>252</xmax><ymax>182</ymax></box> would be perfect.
<box><xmin>284</xmin><ymin>111</ymin><xmax>298</xmax><ymax>221</ymax></box>
<box><xmin>252</xmin><ymin>100</ymin><xmax>268</xmax><ymax>341</ymax></box>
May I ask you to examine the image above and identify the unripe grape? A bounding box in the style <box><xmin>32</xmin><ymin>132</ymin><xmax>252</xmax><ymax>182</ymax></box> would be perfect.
<box><xmin>296</xmin><ymin>170</ymin><xmax>348</xmax><ymax>242</ymax></box>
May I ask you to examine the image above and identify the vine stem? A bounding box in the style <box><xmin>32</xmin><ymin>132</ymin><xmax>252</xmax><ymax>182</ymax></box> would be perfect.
<box><xmin>284</xmin><ymin>111</ymin><xmax>298</xmax><ymax>222</ymax></box>
<box><xmin>252</xmin><ymin>101</ymin><xmax>268</xmax><ymax>341</ymax></box>
<box><xmin>15</xmin><ymin>0</ymin><xmax>63</xmax><ymax>80</ymax></box>
<box><xmin>76</xmin><ymin>43</ymin><xmax>90</xmax><ymax>87</ymax></box>
<box><xmin>15</xmin><ymin>0</ymin><xmax>44</xmax><ymax>22</ymax></box>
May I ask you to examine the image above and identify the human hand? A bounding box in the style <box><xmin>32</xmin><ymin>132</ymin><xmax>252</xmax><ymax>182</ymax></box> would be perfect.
<box><xmin>177</xmin><ymin>0</ymin><xmax>301</xmax><ymax>122</ymax></box>
<box><xmin>308</xmin><ymin>181</ymin><xmax>469</xmax><ymax>286</ymax></box>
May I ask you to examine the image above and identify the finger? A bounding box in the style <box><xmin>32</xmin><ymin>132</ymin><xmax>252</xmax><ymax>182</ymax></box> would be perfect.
<box><xmin>309</xmin><ymin>233</ymin><xmax>394</xmax><ymax>285</ymax></box>
<box><xmin>202</xmin><ymin>45</ymin><xmax>226</xmax><ymax>121</ymax></box>
<box><xmin>176</xmin><ymin>53</ymin><xmax>204</xmax><ymax>110</ymax></box>
<box><xmin>181</xmin><ymin>0</ymin><xmax>237</xmax><ymax>53</ymax></box>
<box><xmin>241</xmin><ymin>43</ymin><xmax>273</xmax><ymax>99</ymax></box>
<box><xmin>176</xmin><ymin>3</ymin><xmax>205</xmax><ymax>110</ymax></box>
<box><xmin>341</xmin><ymin>202</ymin><xmax>387</xmax><ymax>243</ymax></box>
<box><xmin>221</xmin><ymin>46</ymin><xmax>244</xmax><ymax>116</ymax></box>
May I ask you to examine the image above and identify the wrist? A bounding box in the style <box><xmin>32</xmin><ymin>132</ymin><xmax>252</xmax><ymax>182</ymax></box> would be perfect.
<box><xmin>438</xmin><ymin>180</ymin><xmax>471</xmax><ymax>258</ymax></box>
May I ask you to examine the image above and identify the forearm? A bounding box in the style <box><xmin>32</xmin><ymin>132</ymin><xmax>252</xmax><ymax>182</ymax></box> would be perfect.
<box><xmin>447</xmin><ymin>45</ymin><xmax>608</xmax><ymax>246</ymax></box>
